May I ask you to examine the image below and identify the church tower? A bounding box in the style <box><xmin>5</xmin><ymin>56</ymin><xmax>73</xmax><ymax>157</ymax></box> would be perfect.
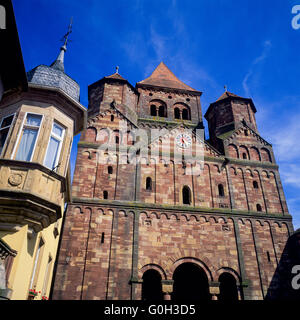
<box><xmin>0</xmin><ymin>21</ymin><xmax>86</xmax><ymax>300</ymax></box>
<box><xmin>52</xmin><ymin>62</ymin><xmax>293</xmax><ymax>301</ymax></box>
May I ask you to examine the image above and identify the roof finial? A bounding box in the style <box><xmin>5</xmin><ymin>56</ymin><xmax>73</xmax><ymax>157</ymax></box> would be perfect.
<box><xmin>224</xmin><ymin>85</ymin><xmax>228</xmax><ymax>92</ymax></box>
<box><xmin>50</xmin><ymin>17</ymin><xmax>73</xmax><ymax>72</ymax></box>
<box><xmin>116</xmin><ymin>66</ymin><xmax>119</xmax><ymax>74</ymax></box>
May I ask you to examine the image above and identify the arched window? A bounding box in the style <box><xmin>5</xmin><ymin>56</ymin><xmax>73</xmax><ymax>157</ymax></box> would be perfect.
<box><xmin>182</xmin><ymin>186</ymin><xmax>191</xmax><ymax>205</ymax></box>
<box><xmin>103</xmin><ymin>191</ymin><xmax>108</xmax><ymax>199</ymax></box>
<box><xmin>146</xmin><ymin>177</ymin><xmax>152</xmax><ymax>191</ymax></box>
<box><xmin>150</xmin><ymin>105</ymin><xmax>157</xmax><ymax>116</ymax></box>
<box><xmin>256</xmin><ymin>203</ymin><xmax>262</xmax><ymax>212</ymax></box>
<box><xmin>158</xmin><ymin>105</ymin><xmax>167</xmax><ymax>117</ymax></box>
<box><xmin>253</xmin><ymin>181</ymin><xmax>259</xmax><ymax>189</ymax></box>
<box><xmin>174</xmin><ymin>108</ymin><xmax>180</xmax><ymax>119</ymax></box>
<box><xmin>182</xmin><ymin>108</ymin><xmax>190</xmax><ymax>120</ymax></box>
<box><xmin>242</xmin><ymin>152</ymin><xmax>247</xmax><ymax>159</ymax></box>
<box><xmin>108</xmin><ymin>166</ymin><xmax>113</xmax><ymax>174</ymax></box>
<box><xmin>218</xmin><ymin>184</ymin><xmax>225</xmax><ymax>197</ymax></box>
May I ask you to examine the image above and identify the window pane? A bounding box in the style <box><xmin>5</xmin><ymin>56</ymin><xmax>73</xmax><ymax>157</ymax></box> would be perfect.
<box><xmin>26</xmin><ymin>114</ymin><xmax>42</xmax><ymax>127</ymax></box>
<box><xmin>44</xmin><ymin>136</ymin><xmax>60</xmax><ymax>169</ymax></box>
<box><xmin>15</xmin><ymin>128</ymin><xmax>38</xmax><ymax>161</ymax></box>
<box><xmin>1</xmin><ymin>115</ymin><xmax>14</xmax><ymax>128</ymax></box>
<box><xmin>52</xmin><ymin>123</ymin><xmax>63</xmax><ymax>137</ymax></box>
<box><xmin>0</xmin><ymin>128</ymin><xmax>9</xmax><ymax>154</ymax></box>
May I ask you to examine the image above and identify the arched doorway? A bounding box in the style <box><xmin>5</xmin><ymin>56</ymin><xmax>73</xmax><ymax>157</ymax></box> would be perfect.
<box><xmin>172</xmin><ymin>262</ymin><xmax>210</xmax><ymax>301</ymax></box>
<box><xmin>218</xmin><ymin>272</ymin><xmax>239</xmax><ymax>301</ymax></box>
<box><xmin>142</xmin><ymin>269</ymin><xmax>163</xmax><ymax>301</ymax></box>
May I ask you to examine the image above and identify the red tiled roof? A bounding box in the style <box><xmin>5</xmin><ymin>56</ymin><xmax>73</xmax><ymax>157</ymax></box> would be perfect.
<box><xmin>137</xmin><ymin>62</ymin><xmax>198</xmax><ymax>92</ymax></box>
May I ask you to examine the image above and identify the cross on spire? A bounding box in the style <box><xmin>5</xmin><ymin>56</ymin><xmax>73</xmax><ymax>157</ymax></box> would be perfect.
<box><xmin>61</xmin><ymin>17</ymin><xmax>73</xmax><ymax>48</ymax></box>
<box><xmin>50</xmin><ymin>17</ymin><xmax>73</xmax><ymax>73</ymax></box>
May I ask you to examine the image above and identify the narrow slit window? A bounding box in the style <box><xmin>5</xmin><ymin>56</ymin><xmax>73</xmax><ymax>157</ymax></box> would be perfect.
<box><xmin>218</xmin><ymin>184</ymin><xmax>225</xmax><ymax>197</ymax></box>
<box><xmin>111</xmin><ymin>115</ymin><xmax>114</xmax><ymax>122</ymax></box>
<box><xmin>101</xmin><ymin>232</ymin><xmax>105</xmax><ymax>244</ymax></box>
<box><xmin>253</xmin><ymin>181</ymin><xmax>259</xmax><ymax>189</ymax></box>
<box><xmin>174</xmin><ymin>108</ymin><xmax>180</xmax><ymax>119</ymax></box>
<box><xmin>182</xmin><ymin>186</ymin><xmax>191</xmax><ymax>205</ymax></box>
<box><xmin>103</xmin><ymin>190</ymin><xmax>108</xmax><ymax>199</ymax></box>
<box><xmin>108</xmin><ymin>166</ymin><xmax>113</xmax><ymax>174</ymax></box>
<box><xmin>146</xmin><ymin>177</ymin><xmax>152</xmax><ymax>191</ymax></box>
<box><xmin>115</xmin><ymin>135</ymin><xmax>119</xmax><ymax>144</ymax></box>
<box><xmin>242</xmin><ymin>152</ymin><xmax>247</xmax><ymax>159</ymax></box>
<box><xmin>256</xmin><ymin>204</ymin><xmax>262</xmax><ymax>212</ymax></box>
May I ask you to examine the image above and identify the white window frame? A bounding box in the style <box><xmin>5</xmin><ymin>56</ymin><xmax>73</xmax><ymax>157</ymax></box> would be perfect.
<box><xmin>0</xmin><ymin>113</ymin><xmax>15</xmax><ymax>157</ymax></box>
<box><xmin>44</xmin><ymin>121</ymin><xmax>65</xmax><ymax>171</ymax></box>
<box><xmin>12</xmin><ymin>112</ymin><xmax>44</xmax><ymax>162</ymax></box>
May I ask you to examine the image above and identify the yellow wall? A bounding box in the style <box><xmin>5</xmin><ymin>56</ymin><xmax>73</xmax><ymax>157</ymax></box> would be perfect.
<box><xmin>1</xmin><ymin>210</ymin><xmax>64</xmax><ymax>300</ymax></box>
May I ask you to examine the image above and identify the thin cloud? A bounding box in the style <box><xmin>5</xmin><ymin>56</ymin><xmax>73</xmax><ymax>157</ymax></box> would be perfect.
<box><xmin>242</xmin><ymin>40</ymin><xmax>272</xmax><ymax>97</ymax></box>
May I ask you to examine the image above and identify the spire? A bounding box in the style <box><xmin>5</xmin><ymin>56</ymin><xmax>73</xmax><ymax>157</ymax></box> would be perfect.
<box><xmin>50</xmin><ymin>17</ymin><xmax>73</xmax><ymax>72</ymax></box>
<box><xmin>137</xmin><ymin>61</ymin><xmax>199</xmax><ymax>92</ymax></box>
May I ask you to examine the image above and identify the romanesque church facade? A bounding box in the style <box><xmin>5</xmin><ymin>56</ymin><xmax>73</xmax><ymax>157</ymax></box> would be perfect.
<box><xmin>52</xmin><ymin>62</ymin><xmax>293</xmax><ymax>300</ymax></box>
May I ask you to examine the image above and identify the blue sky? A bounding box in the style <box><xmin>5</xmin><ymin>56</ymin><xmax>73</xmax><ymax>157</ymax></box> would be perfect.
<box><xmin>13</xmin><ymin>0</ymin><xmax>300</xmax><ymax>228</ymax></box>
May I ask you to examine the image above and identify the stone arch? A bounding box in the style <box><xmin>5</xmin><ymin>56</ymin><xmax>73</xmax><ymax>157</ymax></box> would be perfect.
<box><xmin>84</xmin><ymin>127</ymin><xmax>97</xmax><ymax>142</ymax></box>
<box><xmin>139</xmin><ymin>263</ymin><xmax>167</xmax><ymax>280</ymax></box>
<box><xmin>261</xmin><ymin>147</ymin><xmax>272</xmax><ymax>162</ymax></box>
<box><xmin>97</xmin><ymin>128</ymin><xmax>110</xmax><ymax>143</ymax></box>
<box><xmin>250</xmin><ymin>146</ymin><xmax>261</xmax><ymax>161</ymax></box>
<box><xmin>173</xmin><ymin>102</ymin><xmax>191</xmax><ymax>120</ymax></box>
<box><xmin>217</xmin><ymin>269</ymin><xmax>240</xmax><ymax>301</ymax></box>
<box><xmin>170</xmin><ymin>257</ymin><xmax>213</xmax><ymax>282</ymax></box>
<box><xmin>150</xmin><ymin>99</ymin><xmax>167</xmax><ymax>117</ymax></box>
<box><xmin>239</xmin><ymin>145</ymin><xmax>250</xmax><ymax>160</ymax></box>
<box><xmin>228</xmin><ymin>144</ymin><xmax>239</xmax><ymax>158</ymax></box>
<box><xmin>215</xmin><ymin>267</ymin><xmax>241</xmax><ymax>284</ymax></box>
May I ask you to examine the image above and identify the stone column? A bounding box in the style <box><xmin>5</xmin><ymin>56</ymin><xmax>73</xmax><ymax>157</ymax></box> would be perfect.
<box><xmin>209</xmin><ymin>281</ymin><xmax>220</xmax><ymax>300</ymax></box>
<box><xmin>161</xmin><ymin>280</ymin><xmax>173</xmax><ymax>300</ymax></box>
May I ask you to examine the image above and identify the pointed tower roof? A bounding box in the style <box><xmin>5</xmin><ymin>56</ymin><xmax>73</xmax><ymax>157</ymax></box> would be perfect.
<box><xmin>216</xmin><ymin>90</ymin><xmax>241</xmax><ymax>101</ymax></box>
<box><xmin>204</xmin><ymin>90</ymin><xmax>256</xmax><ymax>120</ymax></box>
<box><xmin>137</xmin><ymin>62</ymin><xmax>200</xmax><ymax>93</ymax></box>
<box><xmin>27</xmin><ymin>19</ymin><xmax>80</xmax><ymax>101</ymax></box>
